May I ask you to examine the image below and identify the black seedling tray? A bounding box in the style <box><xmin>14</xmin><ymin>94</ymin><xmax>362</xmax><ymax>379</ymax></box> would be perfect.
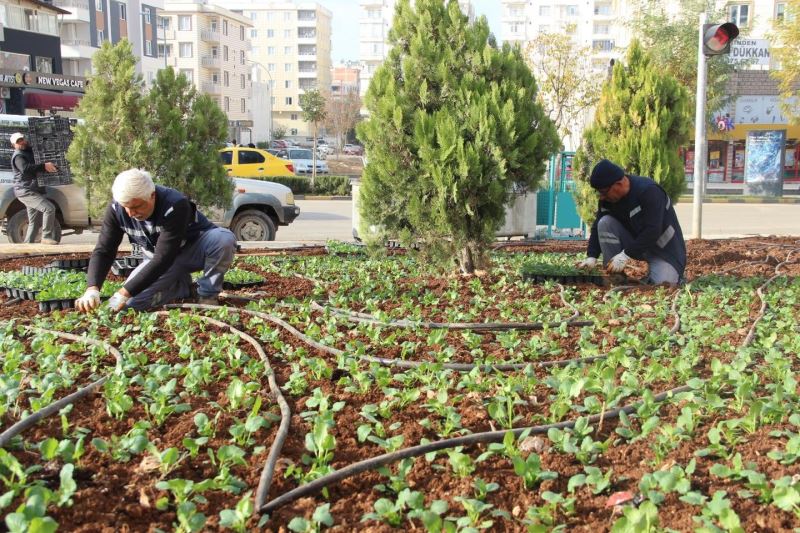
<box><xmin>522</xmin><ymin>272</ymin><xmax>605</xmax><ymax>285</ymax></box>
<box><xmin>122</xmin><ymin>256</ymin><xmax>145</xmax><ymax>268</ymax></box>
<box><xmin>111</xmin><ymin>260</ymin><xmax>136</xmax><ymax>277</ymax></box>
<box><xmin>48</xmin><ymin>258</ymin><xmax>90</xmax><ymax>269</ymax></box>
<box><xmin>21</xmin><ymin>265</ymin><xmax>64</xmax><ymax>275</ymax></box>
<box><xmin>6</xmin><ymin>287</ymin><xmax>41</xmax><ymax>300</ymax></box>
<box><xmin>222</xmin><ymin>280</ymin><xmax>264</xmax><ymax>290</ymax></box>
<box><xmin>38</xmin><ymin>298</ymin><xmax>76</xmax><ymax>312</ymax></box>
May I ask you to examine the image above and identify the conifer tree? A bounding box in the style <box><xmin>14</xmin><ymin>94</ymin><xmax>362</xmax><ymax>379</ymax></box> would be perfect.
<box><xmin>145</xmin><ymin>67</ymin><xmax>232</xmax><ymax>209</ymax></box>
<box><xmin>357</xmin><ymin>0</ymin><xmax>559</xmax><ymax>273</ymax></box>
<box><xmin>67</xmin><ymin>40</ymin><xmax>149</xmax><ymax>216</ymax></box>
<box><xmin>572</xmin><ymin>40</ymin><xmax>690</xmax><ymax>223</ymax></box>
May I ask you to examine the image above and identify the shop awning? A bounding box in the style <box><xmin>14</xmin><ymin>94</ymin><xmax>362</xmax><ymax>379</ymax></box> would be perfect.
<box><xmin>24</xmin><ymin>92</ymin><xmax>82</xmax><ymax>111</ymax></box>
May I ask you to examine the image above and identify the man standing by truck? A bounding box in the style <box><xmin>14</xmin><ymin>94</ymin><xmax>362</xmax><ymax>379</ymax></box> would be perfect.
<box><xmin>10</xmin><ymin>132</ymin><xmax>60</xmax><ymax>244</ymax></box>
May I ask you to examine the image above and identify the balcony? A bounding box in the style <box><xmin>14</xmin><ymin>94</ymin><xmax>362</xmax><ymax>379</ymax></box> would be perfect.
<box><xmin>298</xmin><ymin>11</ymin><xmax>316</xmax><ymax>21</ymax></box>
<box><xmin>297</xmin><ymin>30</ymin><xmax>316</xmax><ymax>42</ymax></box>
<box><xmin>201</xmin><ymin>82</ymin><xmax>221</xmax><ymax>94</ymax></box>
<box><xmin>201</xmin><ymin>55</ymin><xmax>221</xmax><ymax>68</ymax></box>
<box><xmin>201</xmin><ymin>30</ymin><xmax>220</xmax><ymax>42</ymax></box>
<box><xmin>52</xmin><ymin>0</ymin><xmax>90</xmax><ymax>22</ymax></box>
<box><xmin>298</xmin><ymin>69</ymin><xmax>317</xmax><ymax>78</ymax></box>
<box><xmin>157</xmin><ymin>27</ymin><xmax>175</xmax><ymax>40</ymax></box>
<box><xmin>61</xmin><ymin>39</ymin><xmax>96</xmax><ymax>59</ymax></box>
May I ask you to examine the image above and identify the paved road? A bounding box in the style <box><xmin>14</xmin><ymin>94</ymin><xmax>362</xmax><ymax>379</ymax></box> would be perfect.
<box><xmin>1</xmin><ymin>200</ymin><xmax>798</xmax><ymax>255</ymax></box>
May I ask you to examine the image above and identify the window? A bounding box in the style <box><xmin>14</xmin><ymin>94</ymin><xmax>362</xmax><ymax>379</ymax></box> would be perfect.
<box><xmin>220</xmin><ymin>151</ymin><xmax>233</xmax><ymax>165</ymax></box>
<box><xmin>212</xmin><ymin>73</ymin><xmax>219</xmax><ymax>84</ymax></box>
<box><xmin>268</xmin><ymin>80</ymin><xmax>275</xmax><ymax>88</ymax></box>
<box><xmin>592</xmin><ymin>39</ymin><xmax>614</xmax><ymax>51</ymax></box>
<box><xmin>267</xmin><ymin>12</ymin><xmax>275</xmax><ymax>22</ymax></box>
<box><xmin>35</xmin><ymin>56</ymin><xmax>53</xmax><ymax>73</ymax></box>
<box><xmin>594</xmin><ymin>4</ymin><xmax>611</xmax><ymax>15</ymax></box>
<box><xmin>211</xmin><ymin>19</ymin><xmax>217</xmax><ymax>32</ymax></box>
<box><xmin>285</xmin><ymin>96</ymin><xmax>293</xmax><ymax>105</ymax></box>
<box><xmin>240</xmin><ymin>51</ymin><xmax>245</xmax><ymax>65</ymax></box>
<box><xmin>776</xmin><ymin>2</ymin><xmax>786</xmax><ymax>21</ymax></box>
<box><xmin>268</xmin><ymin>46</ymin><xmax>275</xmax><ymax>55</ymax></box>
<box><xmin>143</xmin><ymin>7</ymin><xmax>150</xmax><ymax>24</ymax></box>
<box><xmin>97</xmin><ymin>29</ymin><xmax>104</xmax><ymax>42</ymax></box>
<box><xmin>271</xmin><ymin>96</ymin><xmax>276</xmax><ymax>105</ymax></box>
<box><xmin>509</xmin><ymin>22</ymin><xmax>521</xmax><ymax>34</ymax></box>
<box><xmin>565</xmin><ymin>5</ymin><xmax>578</xmax><ymax>16</ymax></box>
<box><xmin>251</xmin><ymin>29</ymin><xmax>258</xmax><ymax>38</ymax></box>
<box><xmin>158</xmin><ymin>43</ymin><xmax>172</xmax><ymax>57</ymax></box>
<box><xmin>284</xmin><ymin>46</ymin><xmax>292</xmax><ymax>55</ymax></box>
<box><xmin>224</xmin><ymin>96</ymin><xmax>230</xmax><ymax>111</ymax></box>
<box><xmin>593</xmin><ymin>22</ymin><xmax>609</xmax><ymax>34</ymax></box>
<box><xmin>179</xmin><ymin>42</ymin><xmax>193</xmax><ymax>58</ymax></box>
<box><xmin>119</xmin><ymin>3</ymin><xmax>126</xmax><ymax>20</ymax></box>
<box><xmin>145</xmin><ymin>40</ymin><xmax>152</xmax><ymax>56</ymax></box>
<box><xmin>223</xmin><ymin>20</ymin><xmax>228</xmax><ymax>35</ymax></box>
<box><xmin>24</xmin><ymin>8</ymin><xmax>36</xmax><ymax>31</ymax></box>
<box><xmin>290</xmin><ymin>128</ymin><xmax>298</xmax><ymax>136</ymax></box>
<box><xmin>211</xmin><ymin>46</ymin><xmax>219</xmax><ymax>58</ymax></box>
<box><xmin>290</xmin><ymin>113</ymin><xmax>298</xmax><ymax>120</ymax></box>
<box><xmin>241</xmin><ymin>98</ymin><xmax>246</xmax><ymax>112</ymax></box>
<box><xmin>284</xmin><ymin>29</ymin><xmax>292</xmax><ymax>38</ymax></box>
<box><xmin>97</xmin><ymin>0</ymin><xmax>103</xmax><ymax>12</ymax></box>
<box><xmin>248</xmin><ymin>11</ymin><xmax>257</xmax><ymax>20</ymax></box>
<box><xmin>241</xmin><ymin>74</ymin><xmax>246</xmax><ymax>88</ymax></box>
<box><xmin>366</xmin><ymin>8</ymin><xmax>380</xmax><ymax>19</ymax></box>
<box><xmin>285</xmin><ymin>80</ymin><xmax>292</xmax><ymax>89</ymax></box>
<box><xmin>509</xmin><ymin>6</ymin><xmax>524</xmax><ymax>17</ymax></box>
<box><xmin>729</xmin><ymin>4</ymin><xmax>749</xmax><ymax>26</ymax></box>
<box><xmin>224</xmin><ymin>71</ymin><xmax>229</xmax><ymax>87</ymax></box>
<box><xmin>267</xmin><ymin>29</ymin><xmax>275</xmax><ymax>37</ymax></box>
<box><xmin>239</xmin><ymin>150</ymin><xmax>265</xmax><ymax>164</ymax></box>
<box><xmin>178</xmin><ymin>15</ymin><xmax>191</xmax><ymax>30</ymax></box>
<box><xmin>284</xmin><ymin>11</ymin><xmax>292</xmax><ymax>21</ymax></box>
<box><xmin>268</xmin><ymin>63</ymin><xmax>275</xmax><ymax>71</ymax></box>
<box><xmin>240</xmin><ymin>25</ymin><xmax>245</xmax><ymax>40</ymax></box>
<box><xmin>224</xmin><ymin>46</ymin><xmax>229</xmax><ymax>61</ymax></box>
<box><xmin>284</xmin><ymin>63</ymin><xmax>292</xmax><ymax>72</ymax></box>
<box><xmin>159</xmin><ymin>16</ymin><xmax>169</xmax><ymax>29</ymax></box>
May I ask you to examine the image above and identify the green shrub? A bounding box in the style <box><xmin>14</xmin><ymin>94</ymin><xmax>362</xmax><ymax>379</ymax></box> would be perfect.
<box><xmin>256</xmin><ymin>175</ymin><xmax>351</xmax><ymax>196</ymax></box>
<box><xmin>256</xmin><ymin>141</ymin><xmax>268</xmax><ymax>149</ymax></box>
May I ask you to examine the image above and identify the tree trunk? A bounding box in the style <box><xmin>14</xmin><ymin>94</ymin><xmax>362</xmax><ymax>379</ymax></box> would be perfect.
<box><xmin>458</xmin><ymin>244</ymin><xmax>475</xmax><ymax>275</ymax></box>
<box><xmin>311</xmin><ymin>122</ymin><xmax>317</xmax><ymax>192</ymax></box>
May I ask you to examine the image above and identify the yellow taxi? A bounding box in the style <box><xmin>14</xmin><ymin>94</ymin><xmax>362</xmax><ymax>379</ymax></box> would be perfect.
<box><xmin>219</xmin><ymin>146</ymin><xmax>295</xmax><ymax>177</ymax></box>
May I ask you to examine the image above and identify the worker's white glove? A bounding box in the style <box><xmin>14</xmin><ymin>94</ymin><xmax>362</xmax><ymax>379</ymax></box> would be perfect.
<box><xmin>75</xmin><ymin>288</ymin><xmax>101</xmax><ymax>313</ymax></box>
<box><xmin>576</xmin><ymin>257</ymin><xmax>598</xmax><ymax>270</ymax></box>
<box><xmin>608</xmin><ymin>251</ymin><xmax>630</xmax><ymax>273</ymax></box>
<box><xmin>107</xmin><ymin>291</ymin><xmax>129</xmax><ymax>312</ymax></box>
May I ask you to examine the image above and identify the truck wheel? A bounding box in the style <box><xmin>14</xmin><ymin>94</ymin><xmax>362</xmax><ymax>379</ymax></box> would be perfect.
<box><xmin>6</xmin><ymin>210</ymin><xmax>63</xmax><ymax>244</ymax></box>
<box><xmin>230</xmin><ymin>210</ymin><xmax>276</xmax><ymax>241</ymax></box>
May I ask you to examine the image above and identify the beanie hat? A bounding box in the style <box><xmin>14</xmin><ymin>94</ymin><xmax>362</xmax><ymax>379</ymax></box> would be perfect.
<box><xmin>589</xmin><ymin>159</ymin><xmax>625</xmax><ymax>189</ymax></box>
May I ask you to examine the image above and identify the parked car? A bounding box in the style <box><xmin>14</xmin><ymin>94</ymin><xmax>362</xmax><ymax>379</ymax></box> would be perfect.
<box><xmin>267</xmin><ymin>148</ymin><xmax>289</xmax><ymax>159</ymax></box>
<box><xmin>343</xmin><ymin>144</ymin><xmax>364</xmax><ymax>155</ymax></box>
<box><xmin>270</xmin><ymin>139</ymin><xmax>292</xmax><ymax>149</ymax></box>
<box><xmin>286</xmin><ymin>148</ymin><xmax>329</xmax><ymax>175</ymax></box>
<box><xmin>220</xmin><ymin>147</ymin><xmax>294</xmax><ymax>178</ymax></box>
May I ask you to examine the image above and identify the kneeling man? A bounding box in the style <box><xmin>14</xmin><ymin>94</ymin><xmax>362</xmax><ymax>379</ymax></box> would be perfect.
<box><xmin>577</xmin><ymin>159</ymin><xmax>686</xmax><ymax>285</ymax></box>
<box><xmin>77</xmin><ymin>169</ymin><xmax>237</xmax><ymax>312</ymax></box>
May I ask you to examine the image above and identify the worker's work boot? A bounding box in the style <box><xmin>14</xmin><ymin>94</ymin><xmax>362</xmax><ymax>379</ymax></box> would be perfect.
<box><xmin>41</xmin><ymin>238</ymin><xmax>58</xmax><ymax>245</ymax></box>
<box><xmin>197</xmin><ymin>295</ymin><xmax>219</xmax><ymax>306</ymax></box>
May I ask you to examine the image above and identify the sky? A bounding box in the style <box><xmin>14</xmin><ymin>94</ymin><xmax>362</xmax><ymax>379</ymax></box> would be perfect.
<box><xmin>319</xmin><ymin>0</ymin><xmax>502</xmax><ymax>64</ymax></box>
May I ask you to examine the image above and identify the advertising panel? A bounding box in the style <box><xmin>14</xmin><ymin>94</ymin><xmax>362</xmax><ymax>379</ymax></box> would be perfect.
<box><xmin>744</xmin><ymin>129</ymin><xmax>785</xmax><ymax>196</ymax></box>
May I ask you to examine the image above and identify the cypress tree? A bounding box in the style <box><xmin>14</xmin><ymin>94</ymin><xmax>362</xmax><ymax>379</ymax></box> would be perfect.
<box><xmin>145</xmin><ymin>67</ymin><xmax>232</xmax><ymax>209</ymax></box>
<box><xmin>67</xmin><ymin>40</ymin><xmax>149</xmax><ymax>217</ymax></box>
<box><xmin>572</xmin><ymin>40</ymin><xmax>691</xmax><ymax>223</ymax></box>
<box><xmin>357</xmin><ymin>0</ymin><xmax>559</xmax><ymax>273</ymax></box>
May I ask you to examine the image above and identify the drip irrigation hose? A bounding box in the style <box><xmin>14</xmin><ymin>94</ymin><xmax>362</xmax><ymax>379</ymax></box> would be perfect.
<box><xmin>0</xmin><ymin>326</ymin><xmax>122</xmax><ymax>449</ymax></box>
<box><xmin>154</xmin><ymin>310</ymin><xmax>291</xmax><ymax>512</ymax></box>
<box><xmin>166</xmin><ymin>304</ymin><xmax>607</xmax><ymax>372</ymax></box>
<box><xmin>259</xmin><ymin>251</ymin><xmax>800</xmax><ymax>515</ymax></box>
<box><xmin>1</xmin><ymin>297</ymin><xmax>21</xmax><ymax>306</ymax></box>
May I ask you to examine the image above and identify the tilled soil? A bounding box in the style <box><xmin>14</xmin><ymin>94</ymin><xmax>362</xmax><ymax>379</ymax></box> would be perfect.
<box><xmin>0</xmin><ymin>237</ymin><xmax>798</xmax><ymax>532</ymax></box>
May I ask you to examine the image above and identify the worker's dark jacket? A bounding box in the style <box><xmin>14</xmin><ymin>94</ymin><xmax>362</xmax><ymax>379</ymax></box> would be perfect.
<box><xmin>588</xmin><ymin>175</ymin><xmax>686</xmax><ymax>276</ymax></box>
<box><xmin>11</xmin><ymin>148</ymin><xmax>46</xmax><ymax>195</ymax></box>
<box><xmin>87</xmin><ymin>185</ymin><xmax>216</xmax><ymax>296</ymax></box>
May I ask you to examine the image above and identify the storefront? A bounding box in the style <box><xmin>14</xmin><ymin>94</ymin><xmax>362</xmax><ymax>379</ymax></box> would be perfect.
<box><xmin>0</xmin><ymin>69</ymin><xmax>86</xmax><ymax>115</ymax></box>
<box><xmin>684</xmin><ymin>94</ymin><xmax>800</xmax><ymax>184</ymax></box>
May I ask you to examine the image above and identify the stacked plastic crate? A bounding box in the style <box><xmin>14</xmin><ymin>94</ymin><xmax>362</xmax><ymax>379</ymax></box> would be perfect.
<box><xmin>27</xmin><ymin>117</ymin><xmax>74</xmax><ymax>187</ymax></box>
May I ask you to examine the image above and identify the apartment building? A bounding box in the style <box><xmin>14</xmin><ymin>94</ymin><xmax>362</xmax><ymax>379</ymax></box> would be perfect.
<box><xmin>219</xmin><ymin>1</ymin><xmax>332</xmax><ymax>139</ymax></box>
<box><xmin>54</xmin><ymin>0</ymin><xmax>163</xmax><ymax>81</ymax></box>
<box><xmin>358</xmin><ymin>0</ymin><xmax>474</xmax><ymax>102</ymax></box>
<box><xmin>331</xmin><ymin>62</ymin><xmax>359</xmax><ymax>97</ymax></box>
<box><xmin>162</xmin><ymin>0</ymin><xmax>252</xmax><ymax>141</ymax></box>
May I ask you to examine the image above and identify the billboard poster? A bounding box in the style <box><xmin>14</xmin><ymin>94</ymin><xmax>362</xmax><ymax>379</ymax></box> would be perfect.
<box><xmin>744</xmin><ymin>130</ymin><xmax>785</xmax><ymax>196</ymax></box>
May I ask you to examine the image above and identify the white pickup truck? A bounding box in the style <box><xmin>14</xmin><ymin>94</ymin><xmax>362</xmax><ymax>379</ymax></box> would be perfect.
<box><xmin>0</xmin><ymin>114</ymin><xmax>299</xmax><ymax>243</ymax></box>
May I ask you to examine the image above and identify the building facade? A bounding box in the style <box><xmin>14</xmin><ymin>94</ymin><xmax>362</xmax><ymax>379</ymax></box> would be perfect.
<box><xmin>358</xmin><ymin>0</ymin><xmax>474</xmax><ymax>103</ymax></box>
<box><xmin>162</xmin><ymin>0</ymin><xmax>252</xmax><ymax>142</ymax></box>
<box><xmin>220</xmin><ymin>1</ymin><xmax>332</xmax><ymax>140</ymax></box>
<box><xmin>331</xmin><ymin>62</ymin><xmax>359</xmax><ymax>97</ymax></box>
<box><xmin>54</xmin><ymin>0</ymin><xmax>163</xmax><ymax>82</ymax></box>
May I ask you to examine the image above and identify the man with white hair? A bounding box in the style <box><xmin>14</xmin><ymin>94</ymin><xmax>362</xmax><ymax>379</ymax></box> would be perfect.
<box><xmin>76</xmin><ymin>169</ymin><xmax>237</xmax><ymax>312</ymax></box>
<box><xmin>9</xmin><ymin>132</ymin><xmax>60</xmax><ymax>244</ymax></box>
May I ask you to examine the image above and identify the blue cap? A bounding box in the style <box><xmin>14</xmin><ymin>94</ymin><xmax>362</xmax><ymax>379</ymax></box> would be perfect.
<box><xmin>590</xmin><ymin>160</ymin><xmax>625</xmax><ymax>189</ymax></box>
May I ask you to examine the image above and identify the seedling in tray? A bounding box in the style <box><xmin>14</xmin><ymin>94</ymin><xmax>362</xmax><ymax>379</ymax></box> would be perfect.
<box><xmin>521</xmin><ymin>260</ymin><xmax>603</xmax><ymax>285</ymax></box>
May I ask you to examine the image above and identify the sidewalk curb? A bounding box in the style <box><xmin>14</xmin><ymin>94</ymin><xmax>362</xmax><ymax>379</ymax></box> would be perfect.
<box><xmin>294</xmin><ymin>195</ymin><xmax>352</xmax><ymax>201</ymax></box>
<box><xmin>678</xmin><ymin>196</ymin><xmax>800</xmax><ymax>204</ymax></box>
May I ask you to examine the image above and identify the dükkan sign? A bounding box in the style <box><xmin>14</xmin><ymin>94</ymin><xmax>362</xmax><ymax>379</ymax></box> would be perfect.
<box><xmin>729</xmin><ymin>39</ymin><xmax>771</xmax><ymax>67</ymax></box>
<box><xmin>0</xmin><ymin>70</ymin><xmax>86</xmax><ymax>93</ymax></box>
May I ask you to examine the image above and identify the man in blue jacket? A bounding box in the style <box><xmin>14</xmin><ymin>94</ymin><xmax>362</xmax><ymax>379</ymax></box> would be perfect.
<box><xmin>75</xmin><ymin>168</ymin><xmax>237</xmax><ymax>312</ymax></box>
<box><xmin>577</xmin><ymin>159</ymin><xmax>686</xmax><ymax>285</ymax></box>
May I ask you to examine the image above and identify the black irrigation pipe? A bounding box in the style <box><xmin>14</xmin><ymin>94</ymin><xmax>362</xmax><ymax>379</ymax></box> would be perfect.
<box><xmin>0</xmin><ymin>326</ymin><xmax>122</xmax><ymax>449</ymax></box>
<box><xmin>259</xmin><ymin>252</ymin><xmax>800</xmax><ymax>515</ymax></box>
<box><xmin>155</xmin><ymin>309</ymin><xmax>291</xmax><ymax>512</ymax></box>
<box><xmin>1</xmin><ymin>297</ymin><xmax>21</xmax><ymax>306</ymax></box>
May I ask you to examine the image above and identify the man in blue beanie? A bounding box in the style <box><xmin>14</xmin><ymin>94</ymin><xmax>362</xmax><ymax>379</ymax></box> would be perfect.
<box><xmin>576</xmin><ymin>159</ymin><xmax>686</xmax><ymax>285</ymax></box>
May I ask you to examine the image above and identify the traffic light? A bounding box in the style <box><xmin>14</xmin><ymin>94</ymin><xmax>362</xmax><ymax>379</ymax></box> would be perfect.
<box><xmin>702</xmin><ymin>23</ymin><xmax>739</xmax><ymax>56</ymax></box>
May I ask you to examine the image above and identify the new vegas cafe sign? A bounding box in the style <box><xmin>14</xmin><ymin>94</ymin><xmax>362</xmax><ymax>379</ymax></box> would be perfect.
<box><xmin>0</xmin><ymin>69</ymin><xmax>87</xmax><ymax>93</ymax></box>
